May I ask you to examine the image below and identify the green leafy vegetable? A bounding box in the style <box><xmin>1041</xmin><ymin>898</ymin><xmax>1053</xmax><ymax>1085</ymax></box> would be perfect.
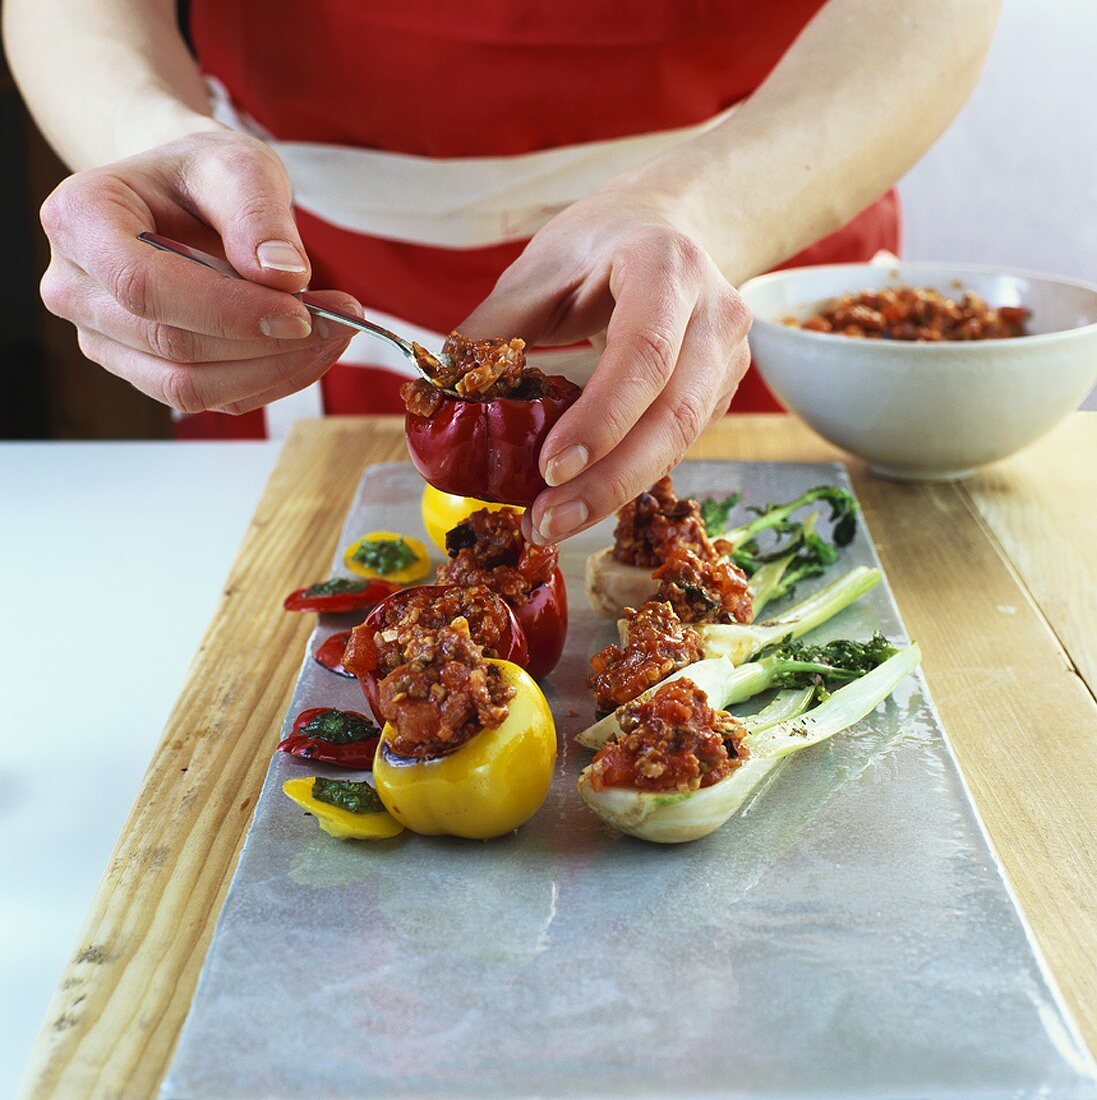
<box><xmin>728</xmin><ymin>485</ymin><xmax>858</xmax><ymax>549</ymax></box>
<box><xmin>701</xmin><ymin>492</ymin><xmax>741</xmax><ymax>537</ymax></box>
<box><xmin>697</xmin><ymin>485</ymin><xmax>859</xmax><ymax>614</ymax></box>
<box><xmin>745</xmin><ymin>514</ymin><xmax>841</xmax><ymax>615</ymax></box>
<box><xmin>753</xmin><ymin>632</ymin><xmax>898</xmax><ymax>699</ymax></box>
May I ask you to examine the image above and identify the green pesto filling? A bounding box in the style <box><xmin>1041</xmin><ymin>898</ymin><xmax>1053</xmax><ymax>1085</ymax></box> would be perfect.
<box><xmin>352</xmin><ymin>538</ymin><xmax>417</xmax><ymax>575</ymax></box>
<box><xmin>305</xmin><ymin>577</ymin><xmax>370</xmax><ymax>598</ymax></box>
<box><xmin>311</xmin><ymin>777</ymin><xmax>385</xmax><ymax>815</ymax></box>
<box><xmin>300</xmin><ymin>709</ymin><xmax>379</xmax><ymax>745</ymax></box>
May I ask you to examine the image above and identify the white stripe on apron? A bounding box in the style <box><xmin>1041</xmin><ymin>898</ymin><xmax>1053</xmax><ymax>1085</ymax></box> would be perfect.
<box><xmin>205</xmin><ymin>78</ymin><xmax>703</xmax><ymax>436</ymax></box>
<box><xmin>208</xmin><ymin>77</ymin><xmax>735</xmax><ymax>249</ymax></box>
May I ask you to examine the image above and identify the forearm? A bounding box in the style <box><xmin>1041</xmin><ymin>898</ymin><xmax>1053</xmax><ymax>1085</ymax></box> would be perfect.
<box><xmin>617</xmin><ymin>0</ymin><xmax>1000</xmax><ymax>284</ymax></box>
<box><xmin>3</xmin><ymin>0</ymin><xmax>220</xmax><ymax>170</ymax></box>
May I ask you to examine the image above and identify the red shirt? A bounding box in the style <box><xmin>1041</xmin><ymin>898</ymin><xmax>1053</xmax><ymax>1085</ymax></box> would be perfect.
<box><xmin>182</xmin><ymin>1</ymin><xmax>900</xmax><ymax>438</ymax></box>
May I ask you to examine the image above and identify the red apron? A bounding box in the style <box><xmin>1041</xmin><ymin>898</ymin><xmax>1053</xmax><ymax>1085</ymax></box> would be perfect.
<box><xmin>181</xmin><ymin>1</ymin><xmax>900</xmax><ymax>439</ymax></box>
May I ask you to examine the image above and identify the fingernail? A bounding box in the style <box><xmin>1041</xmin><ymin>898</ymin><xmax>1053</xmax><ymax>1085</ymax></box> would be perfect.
<box><xmin>257</xmin><ymin>239</ymin><xmax>307</xmax><ymax>273</ymax></box>
<box><xmin>260</xmin><ymin>314</ymin><xmax>312</xmax><ymax>339</ymax></box>
<box><xmin>537</xmin><ymin>498</ymin><xmax>589</xmax><ymax>541</ymax></box>
<box><xmin>315</xmin><ymin>300</ymin><xmax>362</xmax><ymax>340</ymax></box>
<box><xmin>544</xmin><ymin>444</ymin><xmax>589</xmax><ymax>487</ymax></box>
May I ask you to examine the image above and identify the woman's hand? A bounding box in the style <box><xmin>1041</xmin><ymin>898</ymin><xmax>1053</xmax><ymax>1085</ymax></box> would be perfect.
<box><xmin>39</xmin><ymin>130</ymin><xmax>361</xmax><ymax>416</ymax></box>
<box><xmin>460</xmin><ymin>191</ymin><xmax>751</xmax><ymax>544</ymax></box>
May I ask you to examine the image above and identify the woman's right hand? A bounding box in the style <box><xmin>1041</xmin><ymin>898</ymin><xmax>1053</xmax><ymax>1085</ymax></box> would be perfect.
<box><xmin>39</xmin><ymin>129</ymin><xmax>360</xmax><ymax>416</ymax></box>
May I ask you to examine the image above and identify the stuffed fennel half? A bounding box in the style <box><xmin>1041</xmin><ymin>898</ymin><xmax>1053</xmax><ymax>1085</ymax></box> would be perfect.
<box><xmin>577</xmin><ymin>643</ymin><xmax>921</xmax><ymax>844</ymax></box>
<box><xmin>583</xmin><ymin>566</ymin><xmax>883</xmax><ymax>750</ymax></box>
<box><xmin>581</xmin><ymin>618</ymin><xmax>891</xmax><ymax>752</ymax></box>
<box><xmin>586</xmin><ymin>483</ymin><xmax>857</xmax><ymax>618</ymax></box>
<box><xmin>622</xmin><ymin>565</ymin><xmax>881</xmax><ymax>663</ymax></box>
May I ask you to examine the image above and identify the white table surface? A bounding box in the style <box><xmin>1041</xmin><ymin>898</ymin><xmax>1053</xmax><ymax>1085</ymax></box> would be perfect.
<box><xmin>0</xmin><ymin>441</ymin><xmax>281</xmax><ymax>1099</ymax></box>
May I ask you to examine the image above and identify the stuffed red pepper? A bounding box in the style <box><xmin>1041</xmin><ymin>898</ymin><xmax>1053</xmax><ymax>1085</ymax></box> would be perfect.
<box><xmin>342</xmin><ymin>583</ymin><xmax>528</xmax><ymax>723</ymax></box>
<box><xmin>401</xmin><ymin>331</ymin><xmax>581</xmax><ymax>507</ymax></box>
<box><xmin>435</xmin><ymin>506</ymin><xmax>567</xmax><ymax>680</ymax></box>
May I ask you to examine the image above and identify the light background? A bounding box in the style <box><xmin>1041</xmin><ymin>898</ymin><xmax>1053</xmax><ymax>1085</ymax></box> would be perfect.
<box><xmin>2</xmin><ymin>3</ymin><xmax>1095</xmax><ymax>1095</ymax></box>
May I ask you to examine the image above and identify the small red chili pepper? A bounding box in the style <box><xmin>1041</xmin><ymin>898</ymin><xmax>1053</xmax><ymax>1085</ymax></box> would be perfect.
<box><xmin>343</xmin><ymin>584</ymin><xmax>529</xmax><ymax>723</ymax></box>
<box><xmin>313</xmin><ymin>631</ymin><xmax>354</xmax><ymax>678</ymax></box>
<box><xmin>404</xmin><ymin>374</ymin><xmax>581</xmax><ymax>507</ymax></box>
<box><xmin>277</xmin><ymin>707</ymin><xmax>380</xmax><ymax>770</ymax></box>
<box><xmin>283</xmin><ymin>577</ymin><xmax>399</xmax><ymax>614</ymax></box>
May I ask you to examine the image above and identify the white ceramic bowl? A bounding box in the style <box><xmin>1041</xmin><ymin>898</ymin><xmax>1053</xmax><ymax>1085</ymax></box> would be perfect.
<box><xmin>739</xmin><ymin>261</ymin><xmax>1097</xmax><ymax>480</ymax></box>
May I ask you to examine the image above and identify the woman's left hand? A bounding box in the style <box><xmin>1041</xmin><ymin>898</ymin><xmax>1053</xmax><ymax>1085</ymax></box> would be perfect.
<box><xmin>460</xmin><ymin>190</ymin><xmax>751</xmax><ymax>545</ymax></box>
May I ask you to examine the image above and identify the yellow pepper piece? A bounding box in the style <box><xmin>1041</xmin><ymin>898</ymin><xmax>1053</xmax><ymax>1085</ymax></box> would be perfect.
<box><xmin>282</xmin><ymin>777</ymin><xmax>405</xmax><ymax>841</ymax></box>
<box><xmin>343</xmin><ymin>530</ymin><xmax>431</xmax><ymax>585</ymax></box>
<box><xmin>420</xmin><ymin>485</ymin><xmax>524</xmax><ymax>553</ymax></box>
<box><xmin>373</xmin><ymin>660</ymin><xmax>556</xmax><ymax>840</ymax></box>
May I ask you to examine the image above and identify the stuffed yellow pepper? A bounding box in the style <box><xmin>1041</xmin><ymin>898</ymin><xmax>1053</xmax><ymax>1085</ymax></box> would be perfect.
<box><xmin>372</xmin><ymin>617</ymin><xmax>555</xmax><ymax>839</ymax></box>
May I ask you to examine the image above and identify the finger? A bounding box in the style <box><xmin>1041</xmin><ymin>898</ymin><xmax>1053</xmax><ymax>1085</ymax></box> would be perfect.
<box><xmin>537</xmin><ymin>255</ymin><xmax>696</xmax><ymax>489</ymax></box>
<box><xmin>525</xmin><ymin>310</ymin><xmax>750</xmax><ymax>543</ymax></box>
<box><xmin>75</xmin><ymin>329</ymin><xmax>351</xmax><ymax>416</ymax></box>
<box><xmin>209</xmin><ymin>344</ymin><xmax>349</xmax><ymax>415</ymax></box>
<box><xmin>41</xmin><ymin>170</ymin><xmax>314</xmax><ymax>340</ymax></box>
<box><xmin>707</xmin><ymin>342</ymin><xmax>751</xmax><ymax>426</ymax></box>
<box><xmin>183</xmin><ymin>135</ymin><xmax>312</xmax><ymax>292</ymax></box>
<box><xmin>458</xmin><ymin>245</ymin><xmax>584</xmax><ymax>348</ymax></box>
<box><xmin>43</xmin><ymin>257</ymin><xmax>362</xmax><ymax>364</ymax></box>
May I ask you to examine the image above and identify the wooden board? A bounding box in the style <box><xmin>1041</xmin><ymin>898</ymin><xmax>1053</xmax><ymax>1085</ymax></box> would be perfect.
<box><xmin>19</xmin><ymin>414</ymin><xmax>1097</xmax><ymax>1099</ymax></box>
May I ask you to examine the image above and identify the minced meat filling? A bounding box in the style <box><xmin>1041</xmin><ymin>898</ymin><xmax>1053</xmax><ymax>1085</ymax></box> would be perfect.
<box><xmin>402</xmin><ymin>330</ymin><xmax>552</xmax><ymax>416</ymax></box>
<box><xmin>348</xmin><ymin>584</ymin><xmax>512</xmax><ymax>682</ymax></box>
<box><xmin>792</xmin><ymin>287</ymin><xmax>1030</xmax><ymax>341</ymax></box>
<box><xmin>652</xmin><ymin>545</ymin><xmax>753</xmax><ymax>625</ymax></box>
<box><xmin>380</xmin><ymin>618</ymin><xmax>515</xmax><ymax>760</ymax></box>
<box><xmin>611</xmin><ymin>476</ymin><xmax>711</xmax><ymax>568</ymax></box>
<box><xmin>436</xmin><ymin>507</ymin><xmax>557</xmax><ymax>605</ymax></box>
<box><xmin>588</xmin><ymin>600</ymin><xmax>704</xmax><ymax>712</ymax></box>
<box><xmin>587</xmin><ymin>678</ymin><xmax>747</xmax><ymax>793</ymax></box>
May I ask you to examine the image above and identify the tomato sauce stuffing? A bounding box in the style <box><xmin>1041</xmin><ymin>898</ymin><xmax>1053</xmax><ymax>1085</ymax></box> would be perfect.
<box><xmin>588</xmin><ymin>600</ymin><xmax>704</xmax><ymax>712</ymax></box>
<box><xmin>436</xmin><ymin>507</ymin><xmax>557</xmax><ymax>605</ymax></box>
<box><xmin>793</xmin><ymin>286</ymin><xmax>1030</xmax><ymax>341</ymax></box>
<box><xmin>353</xmin><ymin>584</ymin><xmax>513</xmax><ymax>682</ymax></box>
<box><xmin>588</xmin><ymin>678</ymin><xmax>747</xmax><ymax>793</ymax></box>
<box><xmin>380</xmin><ymin>618</ymin><xmax>515</xmax><ymax>760</ymax></box>
<box><xmin>653</xmin><ymin>544</ymin><xmax>753</xmax><ymax>625</ymax></box>
<box><xmin>402</xmin><ymin>330</ymin><xmax>556</xmax><ymax>416</ymax></box>
<box><xmin>611</xmin><ymin>476</ymin><xmax>711</xmax><ymax>568</ymax></box>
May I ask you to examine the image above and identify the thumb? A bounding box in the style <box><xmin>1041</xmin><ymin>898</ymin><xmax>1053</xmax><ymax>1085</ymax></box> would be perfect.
<box><xmin>187</xmin><ymin>136</ymin><xmax>312</xmax><ymax>293</ymax></box>
<box><xmin>458</xmin><ymin>256</ymin><xmax>563</xmax><ymax>346</ymax></box>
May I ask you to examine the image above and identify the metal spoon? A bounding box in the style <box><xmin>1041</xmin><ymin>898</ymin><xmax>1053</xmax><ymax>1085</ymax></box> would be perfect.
<box><xmin>137</xmin><ymin>232</ymin><xmax>458</xmax><ymax>395</ymax></box>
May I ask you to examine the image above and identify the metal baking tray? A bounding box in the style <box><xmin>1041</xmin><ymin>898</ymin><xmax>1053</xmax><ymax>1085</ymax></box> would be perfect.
<box><xmin>163</xmin><ymin>461</ymin><xmax>1096</xmax><ymax>1098</ymax></box>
